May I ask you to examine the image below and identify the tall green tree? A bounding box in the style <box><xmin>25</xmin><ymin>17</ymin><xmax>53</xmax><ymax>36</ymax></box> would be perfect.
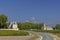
<box><xmin>0</xmin><ymin>14</ymin><xmax>8</xmax><ymax>28</ymax></box>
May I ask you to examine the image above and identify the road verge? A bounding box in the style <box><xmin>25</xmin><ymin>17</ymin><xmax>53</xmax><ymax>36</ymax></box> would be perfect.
<box><xmin>28</xmin><ymin>32</ymin><xmax>41</xmax><ymax>40</ymax></box>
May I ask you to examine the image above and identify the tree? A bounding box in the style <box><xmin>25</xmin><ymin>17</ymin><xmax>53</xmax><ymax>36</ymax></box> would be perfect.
<box><xmin>0</xmin><ymin>14</ymin><xmax>8</xmax><ymax>28</ymax></box>
<box><xmin>55</xmin><ymin>24</ymin><xmax>60</xmax><ymax>30</ymax></box>
<box><xmin>17</xmin><ymin>22</ymin><xmax>43</xmax><ymax>30</ymax></box>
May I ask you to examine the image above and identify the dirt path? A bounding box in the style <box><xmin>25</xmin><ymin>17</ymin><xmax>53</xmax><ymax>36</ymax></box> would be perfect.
<box><xmin>0</xmin><ymin>36</ymin><xmax>32</xmax><ymax>40</ymax></box>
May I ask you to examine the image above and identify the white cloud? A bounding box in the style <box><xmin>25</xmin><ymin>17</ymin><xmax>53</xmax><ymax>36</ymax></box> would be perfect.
<box><xmin>31</xmin><ymin>17</ymin><xmax>36</xmax><ymax>20</ymax></box>
<box><xmin>25</xmin><ymin>20</ymin><xmax>30</xmax><ymax>22</ymax></box>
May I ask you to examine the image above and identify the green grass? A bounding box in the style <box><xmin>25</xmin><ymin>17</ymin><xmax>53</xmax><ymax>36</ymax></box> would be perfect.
<box><xmin>32</xmin><ymin>30</ymin><xmax>60</xmax><ymax>34</ymax></box>
<box><xmin>0</xmin><ymin>30</ymin><xmax>29</xmax><ymax>36</ymax></box>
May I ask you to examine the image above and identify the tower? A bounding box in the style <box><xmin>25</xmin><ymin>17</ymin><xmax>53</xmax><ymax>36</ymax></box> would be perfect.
<box><xmin>44</xmin><ymin>23</ymin><xmax>46</xmax><ymax>27</ymax></box>
<box><xmin>9</xmin><ymin>22</ymin><xmax>19</xmax><ymax>30</ymax></box>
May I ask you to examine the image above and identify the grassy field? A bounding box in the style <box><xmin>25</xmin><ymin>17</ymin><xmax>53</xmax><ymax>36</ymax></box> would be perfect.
<box><xmin>32</xmin><ymin>30</ymin><xmax>60</xmax><ymax>34</ymax></box>
<box><xmin>0</xmin><ymin>30</ymin><xmax>29</xmax><ymax>36</ymax></box>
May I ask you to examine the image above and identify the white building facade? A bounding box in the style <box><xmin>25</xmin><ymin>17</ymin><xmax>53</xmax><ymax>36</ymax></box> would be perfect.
<box><xmin>42</xmin><ymin>24</ymin><xmax>53</xmax><ymax>30</ymax></box>
<box><xmin>9</xmin><ymin>22</ymin><xmax>19</xmax><ymax>30</ymax></box>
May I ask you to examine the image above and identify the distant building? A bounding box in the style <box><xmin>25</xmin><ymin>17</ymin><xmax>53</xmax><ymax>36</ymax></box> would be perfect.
<box><xmin>42</xmin><ymin>24</ymin><xmax>53</xmax><ymax>30</ymax></box>
<box><xmin>9</xmin><ymin>22</ymin><xmax>18</xmax><ymax>30</ymax></box>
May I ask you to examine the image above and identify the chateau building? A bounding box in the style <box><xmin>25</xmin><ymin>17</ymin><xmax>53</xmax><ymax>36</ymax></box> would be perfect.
<box><xmin>42</xmin><ymin>24</ymin><xmax>53</xmax><ymax>30</ymax></box>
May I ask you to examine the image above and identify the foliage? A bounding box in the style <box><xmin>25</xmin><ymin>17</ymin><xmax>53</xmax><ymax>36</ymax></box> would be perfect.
<box><xmin>55</xmin><ymin>24</ymin><xmax>60</xmax><ymax>30</ymax></box>
<box><xmin>0</xmin><ymin>14</ymin><xmax>8</xmax><ymax>28</ymax></box>
<box><xmin>32</xmin><ymin>30</ymin><xmax>60</xmax><ymax>34</ymax></box>
<box><xmin>0</xmin><ymin>30</ymin><xmax>29</xmax><ymax>36</ymax></box>
<box><xmin>18</xmin><ymin>22</ymin><xmax>43</xmax><ymax>30</ymax></box>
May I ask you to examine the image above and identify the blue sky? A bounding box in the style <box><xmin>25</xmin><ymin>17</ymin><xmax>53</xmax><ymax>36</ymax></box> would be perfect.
<box><xmin>0</xmin><ymin>0</ymin><xmax>60</xmax><ymax>26</ymax></box>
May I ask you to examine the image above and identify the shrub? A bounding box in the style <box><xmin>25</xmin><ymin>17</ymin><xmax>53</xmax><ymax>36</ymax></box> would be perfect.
<box><xmin>32</xmin><ymin>30</ymin><xmax>60</xmax><ymax>34</ymax></box>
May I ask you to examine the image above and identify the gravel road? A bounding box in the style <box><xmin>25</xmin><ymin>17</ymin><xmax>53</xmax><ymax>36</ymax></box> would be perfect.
<box><xmin>0</xmin><ymin>36</ymin><xmax>32</xmax><ymax>40</ymax></box>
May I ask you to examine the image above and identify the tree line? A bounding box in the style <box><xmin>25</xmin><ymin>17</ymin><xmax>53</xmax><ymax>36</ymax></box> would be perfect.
<box><xmin>18</xmin><ymin>22</ymin><xmax>43</xmax><ymax>30</ymax></box>
<box><xmin>0</xmin><ymin>14</ymin><xmax>60</xmax><ymax>30</ymax></box>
